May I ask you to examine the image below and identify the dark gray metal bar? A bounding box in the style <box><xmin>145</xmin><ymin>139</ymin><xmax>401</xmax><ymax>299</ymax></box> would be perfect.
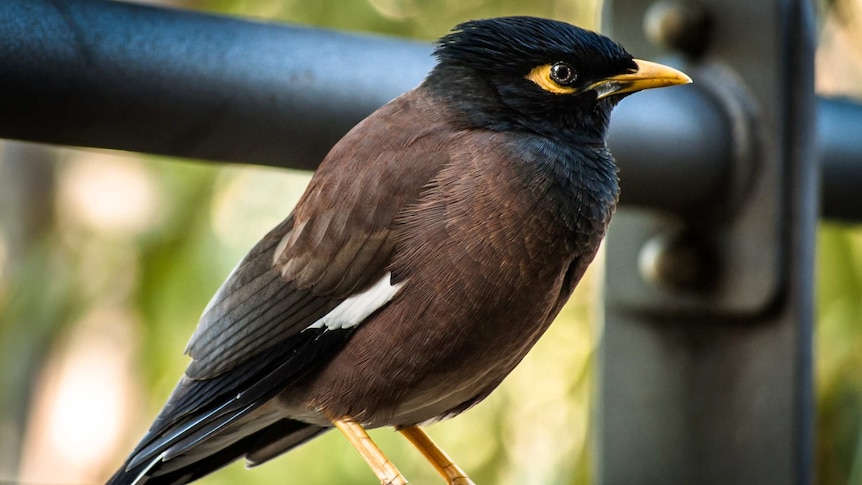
<box><xmin>0</xmin><ymin>0</ymin><xmax>432</xmax><ymax>171</ymax></box>
<box><xmin>608</xmin><ymin>83</ymin><xmax>732</xmax><ymax>215</ymax></box>
<box><xmin>613</xmin><ymin>94</ymin><xmax>861</xmax><ymax>219</ymax></box>
<box><xmin>0</xmin><ymin>0</ymin><xmax>860</xmax><ymax>222</ymax></box>
<box><xmin>818</xmin><ymin>97</ymin><xmax>862</xmax><ymax>222</ymax></box>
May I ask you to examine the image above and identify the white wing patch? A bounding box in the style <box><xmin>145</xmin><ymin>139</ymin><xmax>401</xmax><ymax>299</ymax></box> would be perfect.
<box><xmin>307</xmin><ymin>272</ymin><xmax>403</xmax><ymax>330</ymax></box>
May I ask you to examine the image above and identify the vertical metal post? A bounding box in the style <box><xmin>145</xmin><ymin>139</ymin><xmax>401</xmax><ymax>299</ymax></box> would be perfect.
<box><xmin>599</xmin><ymin>1</ymin><xmax>816</xmax><ymax>484</ymax></box>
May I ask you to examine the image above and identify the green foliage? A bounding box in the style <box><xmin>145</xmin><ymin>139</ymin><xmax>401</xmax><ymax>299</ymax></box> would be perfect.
<box><xmin>817</xmin><ymin>224</ymin><xmax>862</xmax><ymax>485</ymax></box>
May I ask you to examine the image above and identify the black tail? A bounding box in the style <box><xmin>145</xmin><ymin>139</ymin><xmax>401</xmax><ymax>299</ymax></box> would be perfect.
<box><xmin>107</xmin><ymin>419</ymin><xmax>328</xmax><ymax>485</ymax></box>
<box><xmin>107</xmin><ymin>325</ymin><xmax>354</xmax><ymax>484</ymax></box>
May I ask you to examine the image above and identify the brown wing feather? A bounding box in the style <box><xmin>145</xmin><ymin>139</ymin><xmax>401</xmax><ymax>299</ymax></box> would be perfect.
<box><xmin>183</xmin><ymin>89</ymin><xmax>458</xmax><ymax>380</ymax></box>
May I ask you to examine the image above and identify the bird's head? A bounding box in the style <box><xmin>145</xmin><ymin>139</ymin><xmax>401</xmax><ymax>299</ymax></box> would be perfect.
<box><xmin>425</xmin><ymin>16</ymin><xmax>691</xmax><ymax>143</ymax></box>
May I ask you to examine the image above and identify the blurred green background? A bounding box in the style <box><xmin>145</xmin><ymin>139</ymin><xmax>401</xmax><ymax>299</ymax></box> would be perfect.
<box><xmin>0</xmin><ymin>0</ymin><xmax>860</xmax><ymax>484</ymax></box>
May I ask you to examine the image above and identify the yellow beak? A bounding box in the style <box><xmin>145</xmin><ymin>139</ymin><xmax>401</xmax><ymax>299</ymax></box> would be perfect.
<box><xmin>589</xmin><ymin>59</ymin><xmax>692</xmax><ymax>100</ymax></box>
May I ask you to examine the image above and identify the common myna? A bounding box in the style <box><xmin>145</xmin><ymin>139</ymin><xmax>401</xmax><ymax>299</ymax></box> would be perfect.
<box><xmin>109</xmin><ymin>16</ymin><xmax>690</xmax><ymax>485</ymax></box>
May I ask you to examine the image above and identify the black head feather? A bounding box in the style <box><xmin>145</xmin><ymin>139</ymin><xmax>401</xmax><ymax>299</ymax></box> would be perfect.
<box><xmin>425</xmin><ymin>16</ymin><xmax>638</xmax><ymax>142</ymax></box>
<box><xmin>434</xmin><ymin>17</ymin><xmax>632</xmax><ymax>77</ymax></box>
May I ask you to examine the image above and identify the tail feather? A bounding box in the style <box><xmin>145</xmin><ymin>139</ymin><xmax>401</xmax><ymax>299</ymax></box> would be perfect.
<box><xmin>107</xmin><ymin>419</ymin><xmax>328</xmax><ymax>485</ymax></box>
<box><xmin>108</xmin><ymin>328</ymin><xmax>355</xmax><ymax>484</ymax></box>
<box><xmin>247</xmin><ymin>424</ymin><xmax>328</xmax><ymax>466</ymax></box>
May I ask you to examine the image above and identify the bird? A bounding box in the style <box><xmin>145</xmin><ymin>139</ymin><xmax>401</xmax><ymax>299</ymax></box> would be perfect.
<box><xmin>108</xmin><ymin>16</ymin><xmax>690</xmax><ymax>485</ymax></box>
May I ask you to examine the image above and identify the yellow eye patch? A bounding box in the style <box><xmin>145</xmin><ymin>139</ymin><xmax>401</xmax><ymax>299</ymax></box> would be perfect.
<box><xmin>525</xmin><ymin>64</ymin><xmax>578</xmax><ymax>95</ymax></box>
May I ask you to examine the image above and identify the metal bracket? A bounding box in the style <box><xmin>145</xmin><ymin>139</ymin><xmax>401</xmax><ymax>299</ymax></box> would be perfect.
<box><xmin>607</xmin><ymin>59</ymin><xmax>768</xmax><ymax>316</ymax></box>
<box><xmin>605</xmin><ymin>0</ymin><xmax>791</xmax><ymax>317</ymax></box>
<box><xmin>599</xmin><ymin>0</ymin><xmax>816</xmax><ymax>483</ymax></box>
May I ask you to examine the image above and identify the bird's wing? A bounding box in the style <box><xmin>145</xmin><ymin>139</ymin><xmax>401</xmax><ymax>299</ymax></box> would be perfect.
<box><xmin>117</xmin><ymin>91</ymin><xmax>456</xmax><ymax>477</ymax></box>
<box><xmin>184</xmin><ymin>98</ymin><xmax>452</xmax><ymax>381</ymax></box>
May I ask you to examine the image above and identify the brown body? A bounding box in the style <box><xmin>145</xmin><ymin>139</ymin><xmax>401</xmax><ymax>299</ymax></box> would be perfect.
<box><xmin>273</xmin><ymin>88</ymin><xmax>609</xmax><ymax>428</ymax></box>
<box><xmin>109</xmin><ymin>16</ymin><xmax>689</xmax><ymax>484</ymax></box>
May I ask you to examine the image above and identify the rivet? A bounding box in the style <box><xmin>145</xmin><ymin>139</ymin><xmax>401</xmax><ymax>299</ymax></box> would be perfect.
<box><xmin>638</xmin><ymin>230</ymin><xmax>718</xmax><ymax>292</ymax></box>
<box><xmin>644</xmin><ymin>2</ymin><xmax>712</xmax><ymax>58</ymax></box>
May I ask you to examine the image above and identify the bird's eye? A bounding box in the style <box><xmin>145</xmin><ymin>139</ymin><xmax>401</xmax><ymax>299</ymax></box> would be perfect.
<box><xmin>549</xmin><ymin>62</ymin><xmax>577</xmax><ymax>86</ymax></box>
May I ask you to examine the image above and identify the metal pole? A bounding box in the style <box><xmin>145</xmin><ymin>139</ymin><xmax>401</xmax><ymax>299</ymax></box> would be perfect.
<box><xmin>818</xmin><ymin>98</ymin><xmax>862</xmax><ymax>222</ymax></box>
<box><xmin>599</xmin><ymin>0</ymin><xmax>817</xmax><ymax>483</ymax></box>
<box><xmin>0</xmin><ymin>0</ymin><xmax>432</xmax><ymax>171</ymax></box>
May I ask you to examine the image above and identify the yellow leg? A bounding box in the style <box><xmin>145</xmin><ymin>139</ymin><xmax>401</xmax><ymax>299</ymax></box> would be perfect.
<box><xmin>332</xmin><ymin>417</ymin><xmax>409</xmax><ymax>485</ymax></box>
<box><xmin>399</xmin><ymin>426</ymin><xmax>476</xmax><ymax>485</ymax></box>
